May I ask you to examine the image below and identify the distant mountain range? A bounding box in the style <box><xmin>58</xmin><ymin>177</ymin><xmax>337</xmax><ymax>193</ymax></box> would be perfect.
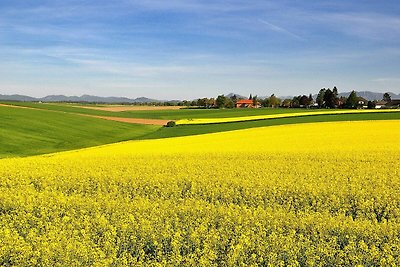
<box><xmin>0</xmin><ymin>91</ymin><xmax>399</xmax><ymax>103</ymax></box>
<box><xmin>0</xmin><ymin>94</ymin><xmax>162</xmax><ymax>103</ymax></box>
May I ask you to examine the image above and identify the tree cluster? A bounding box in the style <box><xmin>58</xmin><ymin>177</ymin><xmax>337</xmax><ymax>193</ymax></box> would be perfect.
<box><xmin>155</xmin><ymin>88</ymin><xmax>394</xmax><ymax>110</ymax></box>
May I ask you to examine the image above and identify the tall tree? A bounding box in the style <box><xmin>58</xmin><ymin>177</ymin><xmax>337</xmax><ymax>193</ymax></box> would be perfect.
<box><xmin>299</xmin><ymin>95</ymin><xmax>310</xmax><ymax>107</ymax></box>
<box><xmin>225</xmin><ymin>99</ymin><xmax>234</xmax><ymax>108</ymax></box>
<box><xmin>248</xmin><ymin>94</ymin><xmax>253</xmax><ymax>100</ymax></box>
<box><xmin>291</xmin><ymin>96</ymin><xmax>300</xmax><ymax>108</ymax></box>
<box><xmin>323</xmin><ymin>89</ymin><xmax>335</xmax><ymax>108</ymax></box>
<box><xmin>252</xmin><ymin>95</ymin><xmax>258</xmax><ymax>106</ymax></box>
<box><xmin>346</xmin><ymin>90</ymin><xmax>358</xmax><ymax>108</ymax></box>
<box><xmin>230</xmin><ymin>94</ymin><xmax>237</xmax><ymax>104</ymax></box>
<box><xmin>207</xmin><ymin>98</ymin><xmax>215</xmax><ymax>108</ymax></box>
<box><xmin>367</xmin><ymin>100</ymin><xmax>376</xmax><ymax>109</ymax></box>
<box><xmin>216</xmin><ymin>95</ymin><xmax>227</xmax><ymax>108</ymax></box>
<box><xmin>269</xmin><ymin>94</ymin><xmax>280</xmax><ymax>108</ymax></box>
<box><xmin>262</xmin><ymin>97</ymin><xmax>270</xmax><ymax>107</ymax></box>
<box><xmin>383</xmin><ymin>92</ymin><xmax>391</xmax><ymax>102</ymax></box>
<box><xmin>308</xmin><ymin>94</ymin><xmax>313</xmax><ymax>104</ymax></box>
<box><xmin>316</xmin><ymin>88</ymin><xmax>326</xmax><ymax>108</ymax></box>
<box><xmin>332</xmin><ymin>86</ymin><xmax>339</xmax><ymax>107</ymax></box>
<box><xmin>281</xmin><ymin>99</ymin><xmax>292</xmax><ymax>108</ymax></box>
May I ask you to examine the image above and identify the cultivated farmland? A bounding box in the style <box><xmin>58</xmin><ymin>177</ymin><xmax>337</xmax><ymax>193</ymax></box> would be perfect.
<box><xmin>1</xmin><ymin>120</ymin><xmax>400</xmax><ymax>266</ymax></box>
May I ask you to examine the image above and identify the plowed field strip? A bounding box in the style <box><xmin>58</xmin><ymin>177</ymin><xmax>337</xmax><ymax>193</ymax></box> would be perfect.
<box><xmin>80</xmin><ymin>114</ymin><xmax>169</xmax><ymax>125</ymax></box>
<box><xmin>0</xmin><ymin>103</ymin><xmax>168</xmax><ymax>125</ymax></box>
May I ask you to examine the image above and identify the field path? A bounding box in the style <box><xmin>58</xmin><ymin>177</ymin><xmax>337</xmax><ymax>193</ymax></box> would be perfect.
<box><xmin>79</xmin><ymin>114</ymin><xmax>169</xmax><ymax>125</ymax></box>
<box><xmin>74</xmin><ymin>105</ymin><xmax>183</xmax><ymax>112</ymax></box>
<box><xmin>0</xmin><ymin>103</ymin><xmax>169</xmax><ymax>125</ymax></box>
<box><xmin>0</xmin><ymin>103</ymin><xmax>37</xmax><ymax>109</ymax></box>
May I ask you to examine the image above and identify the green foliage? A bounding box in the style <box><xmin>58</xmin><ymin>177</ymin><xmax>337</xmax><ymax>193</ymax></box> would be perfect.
<box><xmin>262</xmin><ymin>94</ymin><xmax>281</xmax><ymax>108</ymax></box>
<box><xmin>166</xmin><ymin>121</ymin><xmax>176</xmax><ymax>127</ymax></box>
<box><xmin>367</xmin><ymin>101</ymin><xmax>376</xmax><ymax>109</ymax></box>
<box><xmin>346</xmin><ymin>91</ymin><xmax>358</xmax><ymax>108</ymax></box>
<box><xmin>215</xmin><ymin>95</ymin><xmax>227</xmax><ymax>108</ymax></box>
<box><xmin>323</xmin><ymin>88</ymin><xmax>338</xmax><ymax>108</ymax></box>
<box><xmin>383</xmin><ymin>92</ymin><xmax>391</xmax><ymax>102</ymax></box>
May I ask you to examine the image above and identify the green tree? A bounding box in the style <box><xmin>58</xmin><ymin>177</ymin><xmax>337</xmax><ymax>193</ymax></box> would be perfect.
<box><xmin>308</xmin><ymin>94</ymin><xmax>313</xmax><ymax>105</ymax></box>
<box><xmin>323</xmin><ymin>89</ymin><xmax>336</xmax><ymax>108</ymax></box>
<box><xmin>316</xmin><ymin>88</ymin><xmax>326</xmax><ymax>108</ymax></box>
<box><xmin>345</xmin><ymin>90</ymin><xmax>358</xmax><ymax>108</ymax></box>
<box><xmin>230</xmin><ymin>94</ymin><xmax>237</xmax><ymax>105</ymax></box>
<box><xmin>225</xmin><ymin>99</ymin><xmax>234</xmax><ymax>108</ymax></box>
<box><xmin>383</xmin><ymin>92</ymin><xmax>391</xmax><ymax>102</ymax></box>
<box><xmin>216</xmin><ymin>95</ymin><xmax>227</xmax><ymax>108</ymax></box>
<box><xmin>367</xmin><ymin>100</ymin><xmax>376</xmax><ymax>109</ymax></box>
<box><xmin>269</xmin><ymin>94</ymin><xmax>280</xmax><ymax>108</ymax></box>
<box><xmin>299</xmin><ymin>95</ymin><xmax>310</xmax><ymax>107</ymax></box>
<box><xmin>207</xmin><ymin>98</ymin><xmax>215</xmax><ymax>108</ymax></box>
<box><xmin>291</xmin><ymin>96</ymin><xmax>300</xmax><ymax>108</ymax></box>
<box><xmin>262</xmin><ymin>97</ymin><xmax>270</xmax><ymax>107</ymax></box>
<box><xmin>252</xmin><ymin>95</ymin><xmax>258</xmax><ymax>106</ymax></box>
<box><xmin>281</xmin><ymin>99</ymin><xmax>291</xmax><ymax>108</ymax></box>
<box><xmin>332</xmin><ymin>86</ymin><xmax>339</xmax><ymax>106</ymax></box>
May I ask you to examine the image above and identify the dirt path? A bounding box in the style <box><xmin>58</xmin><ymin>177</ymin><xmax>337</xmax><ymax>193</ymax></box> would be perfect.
<box><xmin>80</xmin><ymin>114</ymin><xmax>170</xmax><ymax>126</ymax></box>
<box><xmin>74</xmin><ymin>105</ymin><xmax>183</xmax><ymax>112</ymax></box>
<box><xmin>0</xmin><ymin>103</ymin><xmax>37</xmax><ymax>109</ymax></box>
<box><xmin>0</xmin><ymin>103</ymin><xmax>170</xmax><ymax>126</ymax></box>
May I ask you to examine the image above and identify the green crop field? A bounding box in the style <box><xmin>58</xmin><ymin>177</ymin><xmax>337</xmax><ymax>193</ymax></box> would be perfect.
<box><xmin>0</xmin><ymin>106</ymin><xmax>159</xmax><ymax>158</ymax></box>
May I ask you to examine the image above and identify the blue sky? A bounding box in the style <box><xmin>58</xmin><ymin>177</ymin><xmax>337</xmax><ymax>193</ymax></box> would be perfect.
<box><xmin>0</xmin><ymin>0</ymin><xmax>399</xmax><ymax>99</ymax></box>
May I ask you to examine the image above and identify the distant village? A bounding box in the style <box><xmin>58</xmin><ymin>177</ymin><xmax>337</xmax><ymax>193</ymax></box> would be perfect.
<box><xmin>178</xmin><ymin>88</ymin><xmax>400</xmax><ymax>109</ymax></box>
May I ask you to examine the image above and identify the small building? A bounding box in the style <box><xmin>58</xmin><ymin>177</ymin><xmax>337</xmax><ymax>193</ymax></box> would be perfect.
<box><xmin>375</xmin><ymin>100</ymin><xmax>387</xmax><ymax>109</ymax></box>
<box><xmin>374</xmin><ymin>100</ymin><xmax>400</xmax><ymax>109</ymax></box>
<box><xmin>236</xmin><ymin>99</ymin><xmax>257</xmax><ymax>108</ymax></box>
<box><xmin>387</xmin><ymin>99</ymin><xmax>400</xmax><ymax>108</ymax></box>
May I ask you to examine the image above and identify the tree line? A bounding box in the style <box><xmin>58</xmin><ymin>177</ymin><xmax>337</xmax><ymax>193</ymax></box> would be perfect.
<box><xmin>178</xmin><ymin>87</ymin><xmax>393</xmax><ymax>109</ymax></box>
<box><xmin>105</xmin><ymin>88</ymin><xmax>394</xmax><ymax>109</ymax></box>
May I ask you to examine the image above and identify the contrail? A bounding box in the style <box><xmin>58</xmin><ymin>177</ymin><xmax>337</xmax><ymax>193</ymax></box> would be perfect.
<box><xmin>258</xmin><ymin>19</ymin><xmax>304</xmax><ymax>40</ymax></box>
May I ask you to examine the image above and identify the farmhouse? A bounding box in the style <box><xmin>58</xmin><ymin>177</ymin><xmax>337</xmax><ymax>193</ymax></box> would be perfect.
<box><xmin>375</xmin><ymin>101</ymin><xmax>387</xmax><ymax>109</ymax></box>
<box><xmin>388</xmin><ymin>99</ymin><xmax>400</xmax><ymax>108</ymax></box>
<box><xmin>236</xmin><ymin>99</ymin><xmax>260</xmax><ymax>108</ymax></box>
<box><xmin>376</xmin><ymin>99</ymin><xmax>400</xmax><ymax>108</ymax></box>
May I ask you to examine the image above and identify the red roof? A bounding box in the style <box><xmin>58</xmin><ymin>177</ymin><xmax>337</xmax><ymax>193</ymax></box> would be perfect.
<box><xmin>236</xmin><ymin>99</ymin><xmax>253</xmax><ymax>104</ymax></box>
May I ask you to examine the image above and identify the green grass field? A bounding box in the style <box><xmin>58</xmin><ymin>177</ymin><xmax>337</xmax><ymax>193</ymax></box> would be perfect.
<box><xmin>2</xmin><ymin>102</ymin><xmax>319</xmax><ymax>119</ymax></box>
<box><xmin>0</xmin><ymin>106</ymin><xmax>159</xmax><ymax>158</ymax></box>
<box><xmin>2</xmin><ymin>102</ymin><xmax>400</xmax><ymax>158</ymax></box>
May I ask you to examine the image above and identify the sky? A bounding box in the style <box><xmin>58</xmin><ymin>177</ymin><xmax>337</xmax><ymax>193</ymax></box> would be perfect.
<box><xmin>0</xmin><ymin>0</ymin><xmax>399</xmax><ymax>100</ymax></box>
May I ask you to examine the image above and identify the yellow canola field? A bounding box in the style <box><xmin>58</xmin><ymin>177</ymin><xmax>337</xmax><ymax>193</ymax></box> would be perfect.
<box><xmin>175</xmin><ymin>108</ymin><xmax>400</xmax><ymax>125</ymax></box>
<box><xmin>1</xmin><ymin>120</ymin><xmax>400</xmax><ymax>266</ymax></box>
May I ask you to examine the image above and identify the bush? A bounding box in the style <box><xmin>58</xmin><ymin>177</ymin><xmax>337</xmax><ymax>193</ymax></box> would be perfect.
<box><xmin>166</xmin><ymin>121</ymin><xmax>176</xmax><ymax>127</ymax></box>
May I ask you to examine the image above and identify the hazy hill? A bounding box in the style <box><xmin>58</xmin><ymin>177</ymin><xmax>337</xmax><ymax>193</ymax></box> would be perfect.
<box><xmin>0</xmin><ymin>94</ymin><xmax>37</xmax><ymax>101</ymax></box>
<box><xmin>0</xmin><ymin>94</ymin><xmax>161</xmax><ymax>103</ymax></box>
